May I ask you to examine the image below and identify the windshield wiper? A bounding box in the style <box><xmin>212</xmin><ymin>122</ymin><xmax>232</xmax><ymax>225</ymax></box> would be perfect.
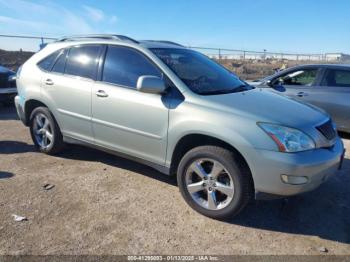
<box><xmin>233</xmin><ymin>84</ymin><xmax>249</xmax><ymax>92</ymax></box>
<box><xmin>199</xmin><ymin>84</ymin><xmax>252</xmax><ymax>95</ymax></box>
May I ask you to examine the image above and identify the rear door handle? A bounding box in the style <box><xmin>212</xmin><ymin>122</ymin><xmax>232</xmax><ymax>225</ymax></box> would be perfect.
<box><xmin>297</xmin><ymin>91</ymin><xmax>308</xmax><ymax>97</ymax></box>
<box><xmin>96</xmin><ymin>90</ymin><xmax>108</xmax><ymax>97</ymax></box>
<box><xmin>45</xmin><ymin>79</ymin><xmax>54</xmax><ymax>86</ymax></box>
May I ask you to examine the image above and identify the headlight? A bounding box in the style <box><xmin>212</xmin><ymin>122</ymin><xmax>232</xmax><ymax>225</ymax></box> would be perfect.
<box><xmin>258</xmin><ymin>123</ymin><xmax>315</xmax><ymax>152</ymax></box>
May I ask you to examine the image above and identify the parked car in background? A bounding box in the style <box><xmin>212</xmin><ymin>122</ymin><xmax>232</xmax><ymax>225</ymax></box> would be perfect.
<box><xmin>251</xmin><ymin>64</ymin><xmax>350</xmax><ymax>133</ymax></box>
<box><xmin>15</xmin><ymin>35</ymin><xmax>344</xmax><ymax>219</ymax></box>
<box><xmin>0</xmin><ymin>65</ymin><xmax>17</xmax><ymax>105</ymax></box>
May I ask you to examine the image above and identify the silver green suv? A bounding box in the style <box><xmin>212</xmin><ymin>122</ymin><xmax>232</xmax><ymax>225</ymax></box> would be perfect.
<box><xmin>15</xmin><ymin>35</ymin><xmax>345</xmax><ymax>219</ymax></box>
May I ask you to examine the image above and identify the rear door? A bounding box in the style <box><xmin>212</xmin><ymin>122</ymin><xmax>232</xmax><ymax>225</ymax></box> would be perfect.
<box><xmin>302</xmin><ymin>68</ymin><xmax>350</xmax><ymax>131</ymax></box>
<box><xmin>41</xmin><ymin>45</ymin><xmax>102</xmax><ymax>142</ymax></box>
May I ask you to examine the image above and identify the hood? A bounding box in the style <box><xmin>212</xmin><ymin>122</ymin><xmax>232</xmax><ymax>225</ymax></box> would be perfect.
<box><xmin>0</xmin><ymin>65</ymin><xmax>14</xmax><ymax>74</ymax></box>
<box><xmin>203</xmin><ymin>88</ymin><xmax>328</xmax><ymax>128</ymax></box>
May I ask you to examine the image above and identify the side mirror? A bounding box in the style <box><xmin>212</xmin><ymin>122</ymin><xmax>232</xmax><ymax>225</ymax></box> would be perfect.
<box><xmin>136</xmin><ymin>75</ymin><xmax>166</xmax><ymax>94</ymax></box>
<box><xmin>266</xmin><ymin>78</ymin><xmax>283</xmax><ymax>87</ymax></box>
<box><xmin>265</xmin><ymin>80</ymin><xmax>273</xmax><ymax>87</ymax></box>
<box><xmin>267</xmin><ymin>79</ymin><xmax>286</xmax><ymax>92</ymax></box>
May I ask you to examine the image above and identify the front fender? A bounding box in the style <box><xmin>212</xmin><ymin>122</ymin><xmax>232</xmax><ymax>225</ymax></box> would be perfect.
<box><xmin>165</xmin><ymin>108</ymin><xmax>264</xmax><ymax>167</ymax></box>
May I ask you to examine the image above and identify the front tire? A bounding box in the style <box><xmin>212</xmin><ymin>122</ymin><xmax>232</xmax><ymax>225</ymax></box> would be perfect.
<box><xmin>177</xmin><ymin>146</ymin><xmax>253</xmax><ymax>219</ymax></box>
<box><xmin>29</xmin><ymin>107</ymin><xmax>64</xmax><ymax>154</ymax></box>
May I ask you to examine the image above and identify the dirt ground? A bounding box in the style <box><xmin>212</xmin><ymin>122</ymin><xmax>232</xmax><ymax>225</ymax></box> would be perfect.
<box><xmin>0</xmin><ymin>104</ymin><xmax>349</xmax><ymax>255</ymax></box>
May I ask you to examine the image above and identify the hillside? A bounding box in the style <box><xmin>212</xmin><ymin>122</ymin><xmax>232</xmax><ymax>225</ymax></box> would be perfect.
<box><xmin>218</xmin><ymin>58</ymin><xmax>311</xmax><ymax>80</ymax></box>
<box><xmin>0</xmin><ymin>49</ymin><xmax>34</xmax><ymax>71</ymax></box>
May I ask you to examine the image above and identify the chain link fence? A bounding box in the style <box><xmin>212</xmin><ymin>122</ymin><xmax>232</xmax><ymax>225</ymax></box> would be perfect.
<box><xmin>1</xmin><ymin>34</ymin><xmax>348</xmax><ymax>62</ymax></box>
<box><xmin>1</xmin><ymin>34</ymin><xmax>349</xmax><ymax>79</ymax></box>
<box><xmin>189</xmin><ymin>46</ymin><xmax>350</xmax><ymax>63</ymax></box>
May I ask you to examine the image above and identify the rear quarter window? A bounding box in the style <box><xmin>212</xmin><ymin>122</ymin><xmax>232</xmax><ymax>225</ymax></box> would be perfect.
<box><xmin>51</xmin><ymin>49</ymin><xmax>68</xmax><ymax>74</ymax></box>
<box><xmin>37</xmin><ymin>50</ymin><xmax>60</xmax><ymax>71</ymax></box>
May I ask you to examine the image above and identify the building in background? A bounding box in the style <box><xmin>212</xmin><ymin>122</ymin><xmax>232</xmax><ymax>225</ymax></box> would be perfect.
<box><xmin>324</xmin><ymin>53</ymin><xmax>350</xmax><ymax>62</ymax></box>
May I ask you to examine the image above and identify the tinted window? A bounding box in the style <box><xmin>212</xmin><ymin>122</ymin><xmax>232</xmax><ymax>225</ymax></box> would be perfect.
<box><xmin>102</xmin><ymin>46</ymin><xmax>161</xmax><ymax>88</ymax></box>
<box><xmin>275</xmin><ymin>69</ymin><xmax>318</xmax><ymax>86</ymax></box>
<box><xmin>52</xmin><ymin>49</ymin><xmax>68</xmax><ymax>74</ymax></box>
<box><xmin>151</xmin><ymin>48</ymin><xmax>250</xmax><ymax>95</ymax></box>
<box><xmin>323</xmin><ymin>69</ymin><xmax>350</xmax><ymax>87</ymax></box>
<box><xmin>38</xmin><ymin>50</ymin><xmax>60</xmax><ymax>71</ymax></box>
<box><xmin>65</xmin><ymin>45</ymin><xmax>100</xmax><ymax>79</ymax></box>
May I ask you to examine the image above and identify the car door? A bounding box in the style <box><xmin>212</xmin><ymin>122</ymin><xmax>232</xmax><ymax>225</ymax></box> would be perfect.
<box><xmin>268</xmin><ymin>67</ymin><xmax>321</xmax><ymax>100</ymax></box>
<box><xmin>301</xmin><ymin>68</ymin><xmax>350</xmax><ymax>132</ymax></box>
<box><xmin>92</xmin><ymin>45</ymin><xmax>169</xmax><ymax>165</ymax></box>
<box><xmin>41</xmin><ymin>45</ymin><xmax>102</xmax><ymax>142</ymax></box>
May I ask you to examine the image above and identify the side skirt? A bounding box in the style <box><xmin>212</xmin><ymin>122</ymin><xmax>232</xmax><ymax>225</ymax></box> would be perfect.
<box><xmin>63</xmin><ymin>136</ymin><xmax>171</xmax><ymax>176</ymax></box>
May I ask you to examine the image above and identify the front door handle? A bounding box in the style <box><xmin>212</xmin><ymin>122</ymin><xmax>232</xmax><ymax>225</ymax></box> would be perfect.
<box><xmin>297</xmin><ymin>91</ymin><xmax>308</xmax><ymax>97</ymax></box>
<box><xmin>96</xmin><ymin>90</ymin><xmax>108</xmax><ymax>97</ymax></box>
<box><xmin>45</xmin><ymin>79</ymin><xmax>54</xmax><ymax>86</ymax></box>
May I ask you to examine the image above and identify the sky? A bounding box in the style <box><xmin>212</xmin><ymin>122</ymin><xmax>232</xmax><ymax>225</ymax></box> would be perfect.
<box><xmin>0</xmin><ymin>0</ymin><xmax>349</xmax><ymax>54</ymax></box>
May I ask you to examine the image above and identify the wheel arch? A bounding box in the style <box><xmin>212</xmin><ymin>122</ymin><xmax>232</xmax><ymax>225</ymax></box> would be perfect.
<box><xmin>169</xmin><ymin>133</ymin><xmax>254</xmax><ymax>190</ymax></box>
<box><xmin>24</xmin><ymin>99</ymin><xmax>60</xmax><ymax>127</ymax></box>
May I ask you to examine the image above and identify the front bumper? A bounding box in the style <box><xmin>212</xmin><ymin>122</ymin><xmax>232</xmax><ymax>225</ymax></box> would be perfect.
<box><xmin>249</xmin><ymin>137</ymin><xmax>344</xmax><ymax>196</ymax></box>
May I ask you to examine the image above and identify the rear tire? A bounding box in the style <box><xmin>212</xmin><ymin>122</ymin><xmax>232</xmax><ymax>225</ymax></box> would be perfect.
<box><xmin>177</xmin><ymin>146</ymin><xmax>253</xmax><ymax>219</ymax></box>
<box><xmin>29</xmin><ymin>107</ymin><xmax>65</xmax><ymax>154</ymax></box>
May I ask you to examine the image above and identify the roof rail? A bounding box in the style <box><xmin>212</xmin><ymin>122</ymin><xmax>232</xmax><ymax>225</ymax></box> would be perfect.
<box><xmin>143</xmin><ymin>40</ymin><xmax>184</xmax><ymax>47</ymax></box>
<box><xmin>57</xmin><ymin>34</ymin><xmax>139</xmax><ymax>44</ymax></box>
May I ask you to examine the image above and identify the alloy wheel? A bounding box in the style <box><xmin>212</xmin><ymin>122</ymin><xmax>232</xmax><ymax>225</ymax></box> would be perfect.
<box><xmin>33</xmin><ymin>113</ymin><xmax>53</xmax><ymax>149</ymax></box>
<box><xmin>185</xmin><ymin>158</ymin><xmax>235</xmax><ymax>210</ymax></box>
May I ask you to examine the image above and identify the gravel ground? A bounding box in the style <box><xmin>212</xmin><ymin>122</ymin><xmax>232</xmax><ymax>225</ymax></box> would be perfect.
<box><xmin>0</xmin><ymin>104</ymin><xmax>349</xmax><ymax>255</ymax></box>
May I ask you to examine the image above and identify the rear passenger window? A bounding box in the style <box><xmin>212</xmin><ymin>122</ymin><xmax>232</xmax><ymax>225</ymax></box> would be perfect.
<box><xmin>323</xmin><ymin>70</ymin><xmax>350</xmax><ymax>87</ymax></box>
<box><xmin>52</xmin><ymin>49</ymin><xmax>68</xmax><ymax>74</ymax></box>
<box><xmin>65</xmin><ymin>45</ymin><xmax>101</xmax><ymax>79</ymax></box>
<box><xmin>37</xmin><ymin>50</ymin><xmax>60</xmax><ymax>71</ymax></box>
<box><xmin>102</xmin><ymin>46</ymin><xmax>161</xmax><ymax>88</ymax></box>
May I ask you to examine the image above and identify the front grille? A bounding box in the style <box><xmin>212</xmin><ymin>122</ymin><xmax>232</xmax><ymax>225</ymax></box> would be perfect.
<box><xmin>316</xmin><ymin>119</ymin><xmax>336</xmax><ymax>140</ymax></box>
<box><xmin>8</xmin><ymin>79</ymin><xmax>16</xmax><ymax>88</ymax></box>
<box><xmin>0</xmin><ymin>74</ymin><xmax>9</xmax><ymax>88</ymax></box>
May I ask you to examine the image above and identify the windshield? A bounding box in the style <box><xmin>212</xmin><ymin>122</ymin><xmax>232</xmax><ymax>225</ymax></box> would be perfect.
<box><xmin>151</xmin><ymin>48</ymin><xmax>252</xmax><ymax>95</ymax></box>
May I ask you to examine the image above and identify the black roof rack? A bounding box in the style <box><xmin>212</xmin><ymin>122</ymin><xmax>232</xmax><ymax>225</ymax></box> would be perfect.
<box><xmin>142</xmin><ymin>40</ymin><xmax>184</xmax><ymax>47</ymax></box>
<box><xmin>58</xmin><ymin>34</ymin><xmax>139</xmax><ymax>44</ymax></box>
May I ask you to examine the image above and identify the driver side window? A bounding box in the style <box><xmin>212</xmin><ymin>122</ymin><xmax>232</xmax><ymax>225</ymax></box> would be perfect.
<box><xmin>102</xmin><ymin>45</ymin><xmax>161</xmax><ymax>88</ymax></box>
<box><xmin>274</xmin><ymin>69</ymin><xmax>318</xmax><ymax>86</ymax></box>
